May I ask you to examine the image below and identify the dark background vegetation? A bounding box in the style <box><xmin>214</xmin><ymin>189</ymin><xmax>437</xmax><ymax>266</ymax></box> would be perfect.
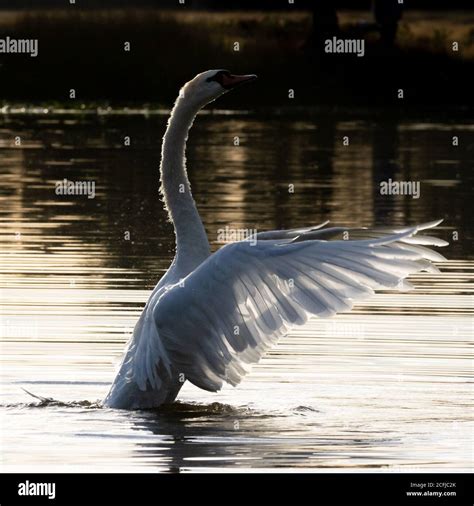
<box><xmin>0</xmin><ymin>1</ymin><xmax>473</xmax><ymax>109</ymax></box>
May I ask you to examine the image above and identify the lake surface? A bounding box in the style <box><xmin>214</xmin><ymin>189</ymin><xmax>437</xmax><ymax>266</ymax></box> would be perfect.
<box><xmin>0</xmin><ymin>110</ymin><xmax>472</xmax><ymax>472</ymax></box>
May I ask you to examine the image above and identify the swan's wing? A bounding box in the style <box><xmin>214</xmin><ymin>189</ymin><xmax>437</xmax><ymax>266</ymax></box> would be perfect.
<box><xmin>286</xmin><ymin>220</ymin><xmax>448</xmax><ymax>262</ymax></box>
<box><xmin>254</xmin><ymin>220</ymin><xmax>329</xmax><ymax>241</ymax></box>
<box><xmin>288</xmin><ymin>219</ymin><xmax>444</xmax><ymax>242</ymax></box>
<box><xmin>153</xmin><ymin>221</ymin><xmax>447</xmax><ymax>392</ymax></box>
<box><xmin>103</xmin><ymin>306</ymin><xmax>177</xmax><ymax>408</ymax></box>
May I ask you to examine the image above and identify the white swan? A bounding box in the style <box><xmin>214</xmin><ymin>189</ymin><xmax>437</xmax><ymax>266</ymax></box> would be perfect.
<box><xmin>104</xmin><ymin>70</ymin><xmax>448</xmax><ymax>410</ymax></box>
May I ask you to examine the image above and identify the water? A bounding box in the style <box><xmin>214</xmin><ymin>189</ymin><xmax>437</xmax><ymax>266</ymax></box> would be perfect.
<box><xmin>0</xmin><ymin>110</ymin><xmax>472</xmax><ymax>472</ymax></box>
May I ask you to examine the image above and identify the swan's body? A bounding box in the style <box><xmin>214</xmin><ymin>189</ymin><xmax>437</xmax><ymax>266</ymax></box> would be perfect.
<box><xmin>103</xmin><ymin>70</ymin><xmax>448</xmax><ymax>410</ymax></box>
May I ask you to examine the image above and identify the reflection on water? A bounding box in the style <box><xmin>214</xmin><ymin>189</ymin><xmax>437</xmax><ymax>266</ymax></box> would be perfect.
<box><xmin>0</xmin><ymin>111</ymin><xmax>473</xmax><ymax>472</ymax></box>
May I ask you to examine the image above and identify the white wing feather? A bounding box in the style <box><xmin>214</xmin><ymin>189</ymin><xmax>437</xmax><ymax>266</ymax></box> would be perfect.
<box><xmin>150</xmin><ymin>221</ymin><xmax>447</xmax><ymax>392</ymax></box>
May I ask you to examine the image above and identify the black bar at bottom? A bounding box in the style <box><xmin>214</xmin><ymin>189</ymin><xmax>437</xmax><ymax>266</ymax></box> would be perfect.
<box><xmin>0</xmin><ymin>473</ymin><xmax>471</xmax><ymax>506</ymax></box>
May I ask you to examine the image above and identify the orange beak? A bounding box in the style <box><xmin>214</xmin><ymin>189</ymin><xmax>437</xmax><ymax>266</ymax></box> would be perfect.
<box><xmin>220</xmin><ymin>73</ymin><xmax>257</xmax><ymax>90</ymax></box>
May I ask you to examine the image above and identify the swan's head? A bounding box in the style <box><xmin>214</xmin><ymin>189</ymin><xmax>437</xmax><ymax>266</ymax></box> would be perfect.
<box><xmin>180</xmin><ymin>69</ymin><xmax>257</xmax><ymax>108</ymax></box>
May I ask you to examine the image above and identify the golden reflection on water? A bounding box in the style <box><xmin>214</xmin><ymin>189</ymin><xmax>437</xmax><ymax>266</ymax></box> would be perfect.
<box><xmin>0</xmin><ymin>113</ymin><xmax>473</xmax><ymax>471</ymax></box>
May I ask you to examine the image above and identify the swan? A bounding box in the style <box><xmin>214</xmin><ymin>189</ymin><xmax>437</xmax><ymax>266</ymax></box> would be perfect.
<box><xmin>103</xmin><ymin>70</ymin><xmax>448</xmax><ymax>410</ymax></box>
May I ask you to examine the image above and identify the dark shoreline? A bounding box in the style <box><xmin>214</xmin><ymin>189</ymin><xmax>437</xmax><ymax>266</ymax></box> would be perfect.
<box><xmin>0</xmin><ymin>9</ymin><xmax>473</xmax><ymax>108</ymax></box>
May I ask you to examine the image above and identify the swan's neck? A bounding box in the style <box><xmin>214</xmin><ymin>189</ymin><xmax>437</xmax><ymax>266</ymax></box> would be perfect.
<box><xmin>160</xmin><ymin>95</ymin><xmax>210</xmax><ymax>277</ymax></box>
